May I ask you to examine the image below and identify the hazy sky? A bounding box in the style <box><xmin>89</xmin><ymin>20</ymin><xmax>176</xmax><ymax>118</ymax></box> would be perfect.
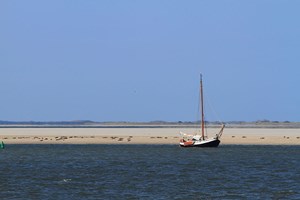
<box><xmin>1</xmin><ymin>1</ymin><xmax>300</xmax><ymax>122</ymax></box>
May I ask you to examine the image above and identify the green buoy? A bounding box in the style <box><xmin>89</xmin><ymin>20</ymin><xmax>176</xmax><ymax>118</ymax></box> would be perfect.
<box><xmin>0</xmin><ymin>141</ymin><xmax>4</xmax><ymax>149</ymax></box>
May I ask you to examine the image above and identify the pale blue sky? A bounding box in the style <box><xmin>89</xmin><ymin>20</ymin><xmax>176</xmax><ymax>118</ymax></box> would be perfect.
<box><xmin>1</xmin><ymin>1</ymin><xmax>300</xmax><ymax>122</ymax></box>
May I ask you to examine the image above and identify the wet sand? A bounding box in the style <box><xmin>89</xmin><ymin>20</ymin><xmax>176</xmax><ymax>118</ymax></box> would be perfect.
<box><xmin>0</xmin><ymin>128</ymin><xmax>300</xmax><ymax>145</ymax></box>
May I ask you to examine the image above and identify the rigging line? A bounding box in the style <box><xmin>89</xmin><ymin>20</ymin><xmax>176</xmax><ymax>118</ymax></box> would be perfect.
<box><xmin>195</xmin><ymin>83</ymin><xmax>201</xmax><ymax>135</ymax></box>
<box><xmin>204</xmin><ymin>102</ymin><xmax>208</xmax><ymax>137</ymax></box>
<box><xmin>205</xmin><ymin>91</ymin><xmax>224</xmax><ymax>124</ymax></box>
<box><xmin>201</xmin><ymin>80</ymin><xmax>209</xmax><ymax>137</ymax></box>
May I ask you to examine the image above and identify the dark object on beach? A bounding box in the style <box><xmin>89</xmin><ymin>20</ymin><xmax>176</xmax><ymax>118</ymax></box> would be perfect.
<box><xmin>242</xmin><ymin>136</ymin><xmax>246</xmax><ymax>138</ymax></box>
<box><xmin>55</xmin><ymin>136</ymin><xmax>68</xmax><ymax>141</ymax></box>
<box><xmin>260</xmin><ymin>137</ymin><xmax>265</xmax><ymax>139</ymax></box>
<box><xmin>232</xmin><ymin>136</ymin><xmax>235</xmax><ymax>138</ymax></box>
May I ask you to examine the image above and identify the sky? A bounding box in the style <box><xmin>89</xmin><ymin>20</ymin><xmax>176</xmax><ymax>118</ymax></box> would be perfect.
<box><xmin>1</xmin><ymin>1</ymin><xmax>300</xmax><ymax>122</ymax></box>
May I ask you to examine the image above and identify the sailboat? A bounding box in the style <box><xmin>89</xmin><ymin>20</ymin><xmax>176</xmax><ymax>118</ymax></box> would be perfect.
<box><xmin>179</xmin><ymin>74</ymin><xmax>225</xmax><ymax>147</ymax></box>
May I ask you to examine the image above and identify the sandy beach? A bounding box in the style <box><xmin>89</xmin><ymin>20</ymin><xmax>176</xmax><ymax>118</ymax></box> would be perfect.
<box><xmin>0</xmin><ymin>127</ymin><xmax>300</xmax><ymax>145</ymax></box>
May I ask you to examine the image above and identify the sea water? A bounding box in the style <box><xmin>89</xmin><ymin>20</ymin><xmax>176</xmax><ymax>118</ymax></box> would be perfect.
<box><xmin>0</xmin><ymin>145</ymin><xmax>299</xmax><ymax>199</ymax></box>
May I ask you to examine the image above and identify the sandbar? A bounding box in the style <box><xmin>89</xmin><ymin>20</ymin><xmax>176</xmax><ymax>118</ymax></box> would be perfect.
<box><xmin>0</xmin><ymin>128</ymin><xmax>299</xmax><ymax>145</ymax></box>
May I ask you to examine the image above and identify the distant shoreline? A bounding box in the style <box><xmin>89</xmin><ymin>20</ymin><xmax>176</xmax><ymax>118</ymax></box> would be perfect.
<box><xmin>0</xmin><ymin>123</ymin><xmax>300</xmax><ymax>129</ymax></box>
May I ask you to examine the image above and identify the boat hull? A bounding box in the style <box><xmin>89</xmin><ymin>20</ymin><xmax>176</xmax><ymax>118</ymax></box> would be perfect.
<box><xmin>180</xmin><ymin>138</ymin><xmax>220</xmax><ymax>148</ymax></box>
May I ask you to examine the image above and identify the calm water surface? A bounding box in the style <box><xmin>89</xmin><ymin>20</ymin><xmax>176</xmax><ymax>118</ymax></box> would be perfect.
<box><xmin>0</xmin><ymin>145</ymin><xmax>299</xmax><ymax>199</ymax></box>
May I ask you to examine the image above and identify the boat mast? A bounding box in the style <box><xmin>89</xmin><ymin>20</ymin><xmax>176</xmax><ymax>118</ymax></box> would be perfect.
<box><xmin>200</xmin><ymin>74</ymin><xmax>205</xmax><ymax>140</ymax></box>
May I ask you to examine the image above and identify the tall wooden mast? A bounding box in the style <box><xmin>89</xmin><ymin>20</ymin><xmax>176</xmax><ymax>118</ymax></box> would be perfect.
<box><xmin>200</xmin><ymin>74</ymin><xmax>205</xmax><ymax>139</ymax></box>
